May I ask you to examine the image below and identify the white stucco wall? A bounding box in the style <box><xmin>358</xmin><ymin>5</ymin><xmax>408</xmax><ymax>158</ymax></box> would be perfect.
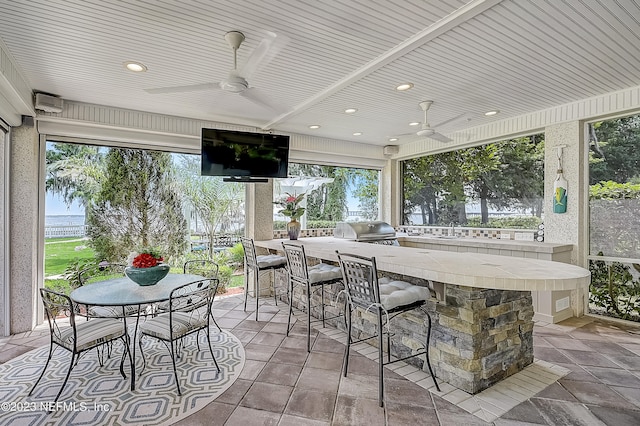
<box><xmin>0</xmin><ymin>123</ymin><xmax>8</xmax><ymax>336</ymax></box>
<box><xmin>9</xmin><ymin>122</ymin><xmax>40</xmax><ymax>333</ymax></box>
<box><xmin>543</xmin><ymin>121</ymin><xmax>589</xmax><ymax>267</ymax></box>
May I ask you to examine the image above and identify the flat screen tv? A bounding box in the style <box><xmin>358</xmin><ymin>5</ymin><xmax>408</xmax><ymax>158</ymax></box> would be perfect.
<box><xmin>201</xmin><ymin>128</ymin><xmax>290</xmax><ymax>179</ymax></box>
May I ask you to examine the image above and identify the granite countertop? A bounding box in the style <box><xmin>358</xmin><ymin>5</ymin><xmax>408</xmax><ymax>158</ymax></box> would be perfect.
<box><xmin>255</xmin><ymin>237</ymin><xmax>590</xmax><ymax>292</ymax></box>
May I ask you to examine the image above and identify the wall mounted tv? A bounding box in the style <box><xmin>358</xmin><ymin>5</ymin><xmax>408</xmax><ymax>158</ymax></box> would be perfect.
<box><xmin>201</xmin><ymin>128</ymin><xmax>290</xmax><ymax>181</ymax></box>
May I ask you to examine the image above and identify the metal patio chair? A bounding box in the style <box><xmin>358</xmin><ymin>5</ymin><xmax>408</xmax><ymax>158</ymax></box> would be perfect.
<box><xmin>29</xmin><ymin>288</ymin><xmax>130</xmax><ymax>404</ymax></box>
<box><xmin>336</xmin><ymin>251</ymin><xmax>440</xmax><ymax>407</ymax></box>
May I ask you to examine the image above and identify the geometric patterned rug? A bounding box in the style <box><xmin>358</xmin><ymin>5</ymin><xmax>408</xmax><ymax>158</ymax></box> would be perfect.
<box><xmin>0</xmin><ymin>329</ymin><xmax>244</xmax><ymax>426</ymax></box>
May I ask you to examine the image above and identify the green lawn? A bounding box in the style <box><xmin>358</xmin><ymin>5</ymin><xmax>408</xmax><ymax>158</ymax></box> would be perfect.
<box><xmin>45</xmin><ymin>238</ymin><xmax>96</xmax><ymax>276</ymax></box>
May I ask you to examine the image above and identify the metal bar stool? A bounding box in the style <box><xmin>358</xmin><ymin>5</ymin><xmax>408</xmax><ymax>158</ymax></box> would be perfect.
<box><xmin>241</xmin><ymin>237</ymin><xmax>287</xmax><ymax>321</ymax></box>
<box><xmin>336</xmin><ymin>251</ymin><xmax>440</xmax><ymax>407</ymax></box>
<box><xmin>282</xmin><ymin>243</ymin><xmax>343</xmax><ymax>352</ymax></box>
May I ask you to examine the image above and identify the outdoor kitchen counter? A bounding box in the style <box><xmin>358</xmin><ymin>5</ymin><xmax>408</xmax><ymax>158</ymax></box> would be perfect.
<box><xmin>254</xmin><ymin>237</ymin><xmax>590</xmax><ymax>293</ymax></box>
<box><xmin>255</xmin><ymin>237</ymin><xmax>591</xmax><ymax>394</ymax></box>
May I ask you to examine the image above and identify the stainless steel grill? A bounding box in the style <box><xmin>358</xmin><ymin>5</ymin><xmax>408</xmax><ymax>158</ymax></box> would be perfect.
<box><xmin>333</xmin><ymin>221</ymin><xmax>399</xmax><ymax>245</ymax></box>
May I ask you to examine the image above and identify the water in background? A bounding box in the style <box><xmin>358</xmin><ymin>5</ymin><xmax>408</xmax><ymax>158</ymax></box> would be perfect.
<box><xmin>45</xmin><ymin>215</ymin><xmax>85</xmax><ymax>227</ymax></box>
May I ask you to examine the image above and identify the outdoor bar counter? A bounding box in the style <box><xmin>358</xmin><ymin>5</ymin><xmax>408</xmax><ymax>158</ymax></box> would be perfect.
<box><xmin>255</xmin><ymin>237</ymin><xmax>591</xmax><ymax>393</ymax></box>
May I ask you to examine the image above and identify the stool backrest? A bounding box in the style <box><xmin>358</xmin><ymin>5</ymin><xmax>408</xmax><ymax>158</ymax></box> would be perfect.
<box><xmin>336</xmin><ymin>251</ymin><xmax>380</xmax><ymax>308</ymax></box>
<box><xmin>240</xmin><ymin>237</ymin><xmax>259</xmax><ymax>270</ymax></box>
<box><xmin>282</xmin><ymin>243</ymin><xmax>309</xmax><ymax>284</ymax></box>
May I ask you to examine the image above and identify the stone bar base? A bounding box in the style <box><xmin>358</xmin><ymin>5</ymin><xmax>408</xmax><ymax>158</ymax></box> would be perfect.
<box><xmin>433</xmin><ymin>284</ymin><xmax>534</xmax><ymax>394</ymax></box>
<box><xmin>273</xmin><ymin>267</ymin><xmax>534</xmax><ymax>395</ymax></box>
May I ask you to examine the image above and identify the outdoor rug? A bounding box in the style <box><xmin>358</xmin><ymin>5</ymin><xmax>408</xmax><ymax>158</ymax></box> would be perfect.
<box><xmin>0</xmin><ymin>329</ymin><xmax>244</xmax><ymax>425</ymax></box>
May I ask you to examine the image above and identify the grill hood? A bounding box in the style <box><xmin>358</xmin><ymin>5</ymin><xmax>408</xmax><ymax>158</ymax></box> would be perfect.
<box><xmin>333</xmin><ymin>221</ymin><xmax>396</xmax><ymax>241</ymax></box>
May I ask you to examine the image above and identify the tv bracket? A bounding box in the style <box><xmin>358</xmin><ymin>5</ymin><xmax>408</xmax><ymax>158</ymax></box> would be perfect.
<box><xmin>222</xmin><ymin>177</ymin><xmax>269</xmax><ymax>183</ymax></box>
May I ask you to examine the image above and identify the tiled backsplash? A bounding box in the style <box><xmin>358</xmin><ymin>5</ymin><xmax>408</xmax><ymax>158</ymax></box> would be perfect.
<box><xmin>273</xmin><ymin>226</ymin><xmax>537</xmax><ymax>240</ymax></box>
<box><xmin>396</xmin><ymin>225</ymin><xmax>537</xmax><ymax>240</ymax></box>
<box><xmin>272</xmin><ymin>228</ymin><xmax>335</xmax><ymax>239</ymax></box>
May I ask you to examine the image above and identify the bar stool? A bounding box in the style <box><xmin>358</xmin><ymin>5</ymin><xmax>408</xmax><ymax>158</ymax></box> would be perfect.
<box><xmin>282</xmin><ymin>243</ymin><xmax>343</xmax><ymax>352</ymax></box>
<box><xmin>241</xmin><ymin>237</ymin><xmax>287</xmax><ymax>321</ymax></box>
<box><xmin>336</xmin><ymin>251</ymin><xmax>440</xmax><ymax>407</ymax></box>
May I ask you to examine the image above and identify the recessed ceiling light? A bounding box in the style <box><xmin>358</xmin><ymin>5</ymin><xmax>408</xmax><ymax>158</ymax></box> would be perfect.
<box><xmin>388</xmin><ymin>138</ymin><xmax>398</xmax><ymax>142</ymax></box>
<box><xmin>484</xmin><ymin>110</ymin><xmax>499</xmax><ymax>116</ymax></box>
<box><xmin>353</xmin><ymin>132</ymin><xmax>362</xmax><ymax>136</ymax></box>
<box><xmin>309</xmin><ymin>125</ymin><xmax>321</xmax><ymax>129</ymax></box>
<box><xmin>124</xmin><ymin>61</ymin><xmax>147</xmax><ymax>72</ymax></box>
<box><xmin>395</xmin><ymin>83</ymin><xmax>414</xmax><ymax>91</ymax></box>
<box><xmin>344</xmin><ymin>108</ymin><xmax>358</xmax><ymax>114</ymax></box>
<box><xmin>409</xmin><ymin>122</ymin><xmax>420</xmax><ymax>126</ymax></box>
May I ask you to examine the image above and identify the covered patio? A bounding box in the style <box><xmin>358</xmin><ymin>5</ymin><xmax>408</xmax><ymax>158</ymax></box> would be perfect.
<box><xmin>2</xmin><ymin>1</ymin><xmax>640</xmax><ymax>425</ymax></box>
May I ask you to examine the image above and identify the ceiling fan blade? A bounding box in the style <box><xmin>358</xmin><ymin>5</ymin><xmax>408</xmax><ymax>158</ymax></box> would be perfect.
<box><xmin>240</xmin><ymin>87</ymin><xmax>286</xmax><ymax>113</ymax></box>
<box><xmin>144</xmin><ymin>82</ymin><xmax>220</xmax><ymax>94</ymax></box>
<box><xmin>432</xmin><ymin>112</ymin><xmax>474</xmax><ymax>129</ymax></box>
<box><xmin>238</xmin><ymin>32</ymin><xmax>288</xmax><ymax>80</ymax></box>
<box><xmin>427</xmin><ymin>132</ymin><xmax>453</xmax><ymax>143</ymax></box>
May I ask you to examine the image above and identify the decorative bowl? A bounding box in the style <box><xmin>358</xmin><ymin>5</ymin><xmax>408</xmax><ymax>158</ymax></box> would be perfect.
<box><xmin>125</xmin><ymin>264</ymin><xmax>170</xmax><ymax>286</ymax></box>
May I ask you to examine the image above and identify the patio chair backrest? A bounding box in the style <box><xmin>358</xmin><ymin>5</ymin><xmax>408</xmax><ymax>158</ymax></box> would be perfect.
<box><xmin>282</xmin><ymin>243</ymin><xmax>310</xmax><ymax>284</ymax></box>
<box><xmin>168</xmin><ymin>279</ymin><xmax>218</xmax><ymax>322</ymax></box>
<box><xmin>39</xmin><ymin>288</ymin><xmax>79</xmax><ymax>349</ymax></box>
<box><xmin>183</xmin><ymin>259</ymin><xmax>219</xmax><ymax>279</ymax></box>
<box><xmin>336</xmin><ymin>251</ymin><xmax>380</xmax><ymax>309</ymax></box>
<box><xmin>241</xmin><ymin>237</ymin><xmax>259</xmax><ymax>270</ymax></box>
<box><xmin>78</xmin><ymin>263</ymin><xmax>126</xmax><ymax>286</ymax></box>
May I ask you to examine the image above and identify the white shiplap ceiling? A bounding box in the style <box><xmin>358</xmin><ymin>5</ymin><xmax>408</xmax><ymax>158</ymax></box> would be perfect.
<box><xmin>0</xmin><ymin>0</ymin><xmax>639</xmax><ymax>147</ymax></box>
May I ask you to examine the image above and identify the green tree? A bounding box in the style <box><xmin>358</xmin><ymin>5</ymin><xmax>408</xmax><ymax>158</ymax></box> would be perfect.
<box><xmin>87</xmin><ymin>148</ymin><xmax>187</xmax><ymax>261</ymax></box>
<box><xmin>352</xmin><ymin>169</ymin><xmax>379</xmax><ymax>220</ymax></box>
<box><xmin>467</xmin><ymin>136</ymin><xmax>544</xmax><ymax>222</ymax></box>
<box><xmin>176</xmin><ymin>155</ymin><xmax>244</xmax><ymax>257</ymax></box>
<box><xmin>46</xmin><ymin>142</ymin><xmax>104</xmax><ymax>209</ymax></box>
<box><xmin>590</xmin><ymin>115</ymin><xmax>640</xmax><ymax>185</ymax></box>
<box><xmin>403</xmin><ymin>146</ymin><xmax>495</xmax><ymax>225</ymax></box>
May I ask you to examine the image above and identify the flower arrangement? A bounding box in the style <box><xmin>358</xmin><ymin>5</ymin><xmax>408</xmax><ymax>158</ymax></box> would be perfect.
<box><xmin>127</xmin><ymin>247</ymin><xmax>164</xmax><ymax>268</ymax></box>
<box><xmin>273</xmin><ymin>192</ymin><xmax>306</xmax><ymax>220</ymax></box>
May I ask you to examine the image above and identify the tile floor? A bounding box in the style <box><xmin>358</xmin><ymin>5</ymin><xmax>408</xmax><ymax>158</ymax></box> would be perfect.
<box><xmin>2</xmin><ymin>294</ymin><xmax>640</xmax><ymax>425</ymax></box>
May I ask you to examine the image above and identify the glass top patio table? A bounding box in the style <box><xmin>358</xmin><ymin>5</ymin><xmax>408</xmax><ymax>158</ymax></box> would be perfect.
<box><xmin>70</xmin><ymin>273</ymin><xmax>206</xmax><ymax>306</ymax></box>
<box><xmin>69</xmin><ymin>273</ymin><xmax>207</xmax><ymax>391</ymax></box>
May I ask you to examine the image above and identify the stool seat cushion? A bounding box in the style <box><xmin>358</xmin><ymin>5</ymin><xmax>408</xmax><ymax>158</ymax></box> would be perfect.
<box><xmin>256</xmin><ymin>254</ymin><xmax>287</xmax><ymax>269</ymax></box>
<box><xmin>378</xmin><ymin>277</ymin><xmax>430</xmax><ymax>311</ymax></box>
<box><xmin>308</xmin><ymin>263</ymin><xmax>342</xmax><ymax>284</ymax></box>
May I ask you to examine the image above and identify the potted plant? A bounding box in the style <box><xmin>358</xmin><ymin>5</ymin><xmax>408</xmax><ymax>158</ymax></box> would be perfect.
<box><xmin>125</xmin><ymin>247</ymin><xmax>170</xmax><ymax>286</ymax></box>
<box><xmin>273</xmin><ymin>192</ymin><xmax>305</xmax><ymax>240</ymax></box>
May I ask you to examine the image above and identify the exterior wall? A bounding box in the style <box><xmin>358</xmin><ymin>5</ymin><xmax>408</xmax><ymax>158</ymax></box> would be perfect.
<box><xmin>9</xmin><ymin>120</ymin><xmax>40</xmax><ymax>333</ymax></box>
<box><xmin>0</xmin><ymin>123</ymin><xmax>8</xmax><ymax>336</ymax></box>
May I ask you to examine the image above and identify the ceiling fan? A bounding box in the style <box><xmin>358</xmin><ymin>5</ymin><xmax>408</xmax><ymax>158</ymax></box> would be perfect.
<box><xmin>144</xmin><ymin>31</ymin><xmax>285</xmax><ymax>112</ymax></box>
<box><xmin>410</xmin><ymin>100</ymin><xmax>473</xmax><ymax>143</ymax></box>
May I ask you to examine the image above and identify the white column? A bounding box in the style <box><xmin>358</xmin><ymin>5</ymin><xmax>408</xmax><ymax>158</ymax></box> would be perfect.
<box><xmin>536</xmin><ymin>121</ymin><xmax>589</xmax><ymax>321</ymax></box>
<box><xmin>245</xmin><ymin>180</ymin><xmax>274</xmax><ymax>240</ymax></box>
<box><xmin>380</xmin><ymin>158</ymin><xmax>400</xmax><ymax>226</ymax></box>
<box><xmin>9</xmin><ymin>118</ymin><xmax>42</xmax><ymax>333</ymax></box>
<box><xmin>0</xmin><ymin>123</ymin><xmax>9</xmax><ymax>336</ymax></box>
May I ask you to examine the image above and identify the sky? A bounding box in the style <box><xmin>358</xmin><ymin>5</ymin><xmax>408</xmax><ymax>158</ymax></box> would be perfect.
<box><xmin>46</xmin><ymin>192</ymin><xmax>84</xmax><ymax>215</ymax></box>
